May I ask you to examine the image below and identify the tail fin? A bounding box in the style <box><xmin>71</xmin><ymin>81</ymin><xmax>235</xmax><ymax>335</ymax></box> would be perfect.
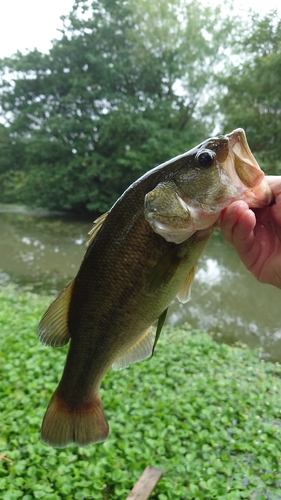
<box><xmin>40</xmin><ymin>389</ymin><xmax>109</xmax><ymax>448</ymax></box>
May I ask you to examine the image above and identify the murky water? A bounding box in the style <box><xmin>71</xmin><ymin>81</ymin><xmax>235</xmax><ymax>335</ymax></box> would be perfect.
<box><xmin>1</xmin><ymin>205</ymin><xmax>280</xmax><ymax>361</ymax></box>
<box><xmin>0</xmin><ymin>205</ymin><xmax>90</xmax><ymax>293</ymax></box>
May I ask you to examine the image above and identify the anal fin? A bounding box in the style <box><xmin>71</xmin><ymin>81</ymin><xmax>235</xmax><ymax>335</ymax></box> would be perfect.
<box><xmin>112</xmin><ymin>327</ymin><xmax>154</xmax><ymax>371</ymax></box>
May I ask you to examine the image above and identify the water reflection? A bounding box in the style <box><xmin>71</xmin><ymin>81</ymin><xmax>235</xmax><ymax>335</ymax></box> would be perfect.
<box><xmin>0</xmin><ymin>207</ymin><xmax>89</xmax><ymax>293</ymax></box>
<box><xmin>0</xmin><ymin>206</ymin><xmax>281</xmax><ymax>361</ymax></box>
<box><xmin>167</xmin><ymin>233</ymin><xmax>281</xmax><ymax>361</ymax></box>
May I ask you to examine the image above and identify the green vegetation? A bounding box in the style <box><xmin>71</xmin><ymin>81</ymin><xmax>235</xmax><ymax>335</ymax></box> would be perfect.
<box><xmin>0</xmin><ymin>1</ymin><xmax>280</xmax><ymax>213</ymax></box>
<box><xmin>1</xmin><ymin>284</ymin><xmax>281</xmax><ymax>499</ymax></box>
<box><xmin>217</xmin><ymin>12</ymin><xmax>281</xmax><ymax>174</ymax></box>
<box><xmin>0</xmin><ymin>0</ymin><xmax>216</xmax><ymax>213</ymax></box>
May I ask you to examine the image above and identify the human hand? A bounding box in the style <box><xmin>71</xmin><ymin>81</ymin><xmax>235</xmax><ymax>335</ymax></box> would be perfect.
<box><xmin>220</xmin><ymin>176</ymin><xmax>281</xmax><ymax>289</ymax></box>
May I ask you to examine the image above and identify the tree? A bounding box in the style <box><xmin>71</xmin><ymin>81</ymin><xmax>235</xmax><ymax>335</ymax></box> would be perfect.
<box><xmin>217</xmin><ymin>10</ymin><xmax>281</xmax><ymax>174</ymax></box>
<box><xmin>0</xmin><ymin>0</ymin><xmax>237</xmax><ymax>213</ymax></box>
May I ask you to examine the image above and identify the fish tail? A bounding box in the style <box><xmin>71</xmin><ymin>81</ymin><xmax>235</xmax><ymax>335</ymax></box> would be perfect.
<box><xmin>40</xmin><ymin>389</ymin><xmax>109</xmax><ymax>448</ymax></box>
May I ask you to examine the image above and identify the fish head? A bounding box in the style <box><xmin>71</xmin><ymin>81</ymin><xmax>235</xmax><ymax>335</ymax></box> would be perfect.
<box><xmin>144</xmin><ymin>128</ymin><xmax>273</xmax><ymax>244</ymax></box>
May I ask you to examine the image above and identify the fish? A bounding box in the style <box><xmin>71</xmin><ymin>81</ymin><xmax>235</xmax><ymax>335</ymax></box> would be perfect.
<box><xmin>38</xmin><ymin>128</ymin><xmax>273</xmax><ymax>448</ymax></box>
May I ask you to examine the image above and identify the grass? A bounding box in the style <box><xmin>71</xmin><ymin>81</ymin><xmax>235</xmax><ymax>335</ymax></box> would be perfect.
<box><xmin>1</xmin><ymin>283</ymin><xmax>281</xmax><ymax>499</ymax></box>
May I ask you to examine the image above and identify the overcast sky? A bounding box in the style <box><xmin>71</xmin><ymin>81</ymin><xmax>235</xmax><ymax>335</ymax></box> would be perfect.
<box><xmin>0</xmin><ymin>0</ymin><xmax>74</xmax><ymax>58</ymax></box>
<box><xmin>0</xmin><ymin>0</ymin><xmax>280</xmax><ymax>59</ymax></box>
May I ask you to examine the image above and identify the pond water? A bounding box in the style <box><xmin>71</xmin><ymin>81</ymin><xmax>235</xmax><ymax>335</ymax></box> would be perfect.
<box><xmin>1</xmin><ymin>205</ymin><xmax>281</xmax><ymax>361</ymax></box>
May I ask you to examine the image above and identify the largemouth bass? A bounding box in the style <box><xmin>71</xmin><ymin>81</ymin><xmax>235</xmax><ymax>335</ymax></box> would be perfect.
<box><xmin>38</xmin><ymin>129</ymin><xmax>272</xmax><ymax>448</ymax></box>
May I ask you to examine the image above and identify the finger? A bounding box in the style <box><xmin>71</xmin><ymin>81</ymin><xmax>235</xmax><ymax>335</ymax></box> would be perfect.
<box><xmin>265</xmin><ymin>176</ymin><xmax>281</xmax><ymax>220</ymax></box>
<box><xmin>220</xmin><ymin>201</ymin><xmax>263</xmax><ymax>272</ymax></box>
<box><xmin>231</xmin><ymin>211</ymin><xmax>264</xmax><ymax>273</ymax></box>
<box><xmin>265</xmin><ymin>176</ymin><xmax>281</xmax><ymax>197</ymax></box>
<box><xmin>220</xmin><ymin>201</ymin><xmax>254</xmax><ymax>246</ymax></box>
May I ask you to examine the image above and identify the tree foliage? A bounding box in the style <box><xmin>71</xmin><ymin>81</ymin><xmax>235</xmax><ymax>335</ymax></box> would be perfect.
<box><xmin>0</xmin><ymin>2</ymin><xmax>280</xmax><ymax>212</ymax></box>
<box><xmin>0</xmin><ymin>0</ymin><xmax>236</xmax><ymax>213</ymax></box>
<box><xmin>217</xmin><ymin>11</ymin><xmax>281</xmax><ymax>173</ymax></box>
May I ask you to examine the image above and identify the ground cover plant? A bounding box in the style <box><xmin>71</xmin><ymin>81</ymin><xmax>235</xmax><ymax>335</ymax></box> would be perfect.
<box><xmin>1</xmin><ymin>283</ymin><xmax>281</xmax><ymax>499</ymax></box>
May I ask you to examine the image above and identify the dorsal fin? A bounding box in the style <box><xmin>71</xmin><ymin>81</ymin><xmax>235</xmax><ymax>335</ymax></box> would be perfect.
<box><xmin>87</xmin><ymin>212</ymin><xmax>109</xmax><ymax>247</ymax></box>
<box><xmin>38</xmin><ymin>280</ymin><xmax>74</xmax><ymax>347</ymax></box>
<box><xmin>176</xmin><ymin>264</ymin><xmax>197</xmax><ymax>303</ymax></box>
<box><xmin>112</xmin><ymin>327</ymin><xmax>154</xmax><ymax>371</ymax></box>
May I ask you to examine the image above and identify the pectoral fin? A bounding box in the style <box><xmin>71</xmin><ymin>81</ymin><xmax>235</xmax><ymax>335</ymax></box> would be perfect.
<box><xmin>112</xmin><ymin>327</ymin><xmax>154</xmax><ymax>371</ymax></box>
<box><xmin>147</xmin><ymin>245</ymin><xmax>181</xmax><ymax>295</ymax></box>
<box><xmin>38</xmin><ymin>280</ymin><xmax>74</xmax><ymax>347</ymax></box>
<box><xmin>176</xmin><ymin>264</ymin><xmax>197</xmax><ymax>303</ymax></box>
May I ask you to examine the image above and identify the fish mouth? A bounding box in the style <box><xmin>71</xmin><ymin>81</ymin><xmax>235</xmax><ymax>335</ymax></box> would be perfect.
<box><xmin>225</xmin><ymin>128</ymin><xmax>273</xmax><ymax>208</ymax></box>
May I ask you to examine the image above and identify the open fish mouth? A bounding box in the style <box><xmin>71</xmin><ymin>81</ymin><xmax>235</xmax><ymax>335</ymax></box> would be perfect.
<box><xmin>144</xmin><ymin>128</ymin><xmax>273</xmax><ymax>245</ymax></box>
<box><xmin>225</xmin><ymin>128</ymin><xmax>273</xmax><ymax>208</ymax></box>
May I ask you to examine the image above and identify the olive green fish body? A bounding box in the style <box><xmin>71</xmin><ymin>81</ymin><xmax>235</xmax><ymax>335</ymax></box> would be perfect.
<box><xmin>54</xmin><ymin>186</ymin><xmax>212</xmax><ymax>417</ymax></box>
<box><xmin>38</xmin><ymin>129</ymin><xmax>273</xmax><ymax>447</ymax></box>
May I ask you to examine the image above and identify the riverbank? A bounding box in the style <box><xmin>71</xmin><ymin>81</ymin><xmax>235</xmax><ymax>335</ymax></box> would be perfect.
<box><xmin>1</xmin><ymin>284</ymin><xmax>281</xmax><ymax>499</ymax></box>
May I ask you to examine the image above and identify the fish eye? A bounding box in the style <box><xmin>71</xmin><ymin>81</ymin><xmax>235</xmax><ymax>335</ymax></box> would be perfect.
<box><xmin>196</xmin><ymin>150</ymin><xmax>215</xmax><ymax>168</ymax></box>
